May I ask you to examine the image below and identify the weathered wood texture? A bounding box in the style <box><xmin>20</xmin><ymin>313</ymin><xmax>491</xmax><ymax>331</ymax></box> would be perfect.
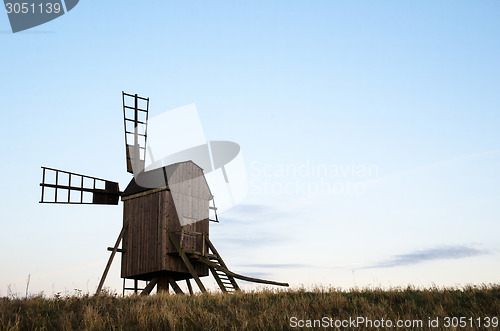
<box><xmin>121</xmin><ymin>162</ymin><xmax>210</xmax><ymax>280</ymax></box>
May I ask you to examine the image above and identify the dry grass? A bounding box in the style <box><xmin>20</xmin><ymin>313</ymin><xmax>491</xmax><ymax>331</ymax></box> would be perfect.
<box><xmin>0</xmin><ymin>285</ymin><xmax>499</xmax><ymax>330</ymax></box>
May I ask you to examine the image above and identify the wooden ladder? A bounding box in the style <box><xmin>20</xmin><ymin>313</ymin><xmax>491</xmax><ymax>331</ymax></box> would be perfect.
<box><xmin>169</xmin><ymin>231</ymin><xmax>288</xmax><ymax>294</ymax></box>
<box><xmin>204</xmin><ymin>236</ymin><xmax>240</xmax><ymax>293</ymax></box>
<box><xmin>206</xmin><ymin>253</ymin><xmax>240</xmax><ymax>293</ymax></box>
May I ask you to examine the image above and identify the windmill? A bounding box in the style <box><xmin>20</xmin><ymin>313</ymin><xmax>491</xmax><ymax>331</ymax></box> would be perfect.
<box><xmin>39</xmin><ymin>92</ymin><xmax>288</xmax><ymax>295</ymax></box>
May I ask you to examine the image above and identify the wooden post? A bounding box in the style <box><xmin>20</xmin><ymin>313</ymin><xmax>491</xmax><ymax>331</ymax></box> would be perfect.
<box><xmin>157</xmin><ymin>277</ymin><xmax>170</xmax><ymax>293</ymax></box>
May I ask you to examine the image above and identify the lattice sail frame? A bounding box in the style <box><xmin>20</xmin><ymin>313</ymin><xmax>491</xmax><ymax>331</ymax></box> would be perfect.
<box><xmin>39</xmin><ymin>167</ymin><xmax>120</xmax><ymax>205</ymax></box>
<box><xmin>122</xmin><ymin>92</ymin><xmax>149</xmax><ymax>174</ymax></box>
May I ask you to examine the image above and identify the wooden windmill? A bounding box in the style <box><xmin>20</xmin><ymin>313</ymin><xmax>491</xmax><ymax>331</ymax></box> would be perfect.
<box><xmin>39</xmin><ymin>92</ymin><xmax>288</xmax><ymax>295</ymax></box>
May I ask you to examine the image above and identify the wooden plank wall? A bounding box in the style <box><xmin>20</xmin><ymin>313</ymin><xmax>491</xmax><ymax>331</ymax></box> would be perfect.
<box><xmin>121</xmin><ymin>162</ymin><xmax>211</xmax><ymax>280</ymax></box>
<box><xmin>121</xmin><ymin>191</ymin><xmax>162</xmax><ymax>278</ymax></box>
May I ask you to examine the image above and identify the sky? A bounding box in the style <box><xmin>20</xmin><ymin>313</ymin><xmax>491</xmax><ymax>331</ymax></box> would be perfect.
<box><xmin>0</xmin><ymin>1</ymin><xmax>499</xmax><ymax>297</ymax></box>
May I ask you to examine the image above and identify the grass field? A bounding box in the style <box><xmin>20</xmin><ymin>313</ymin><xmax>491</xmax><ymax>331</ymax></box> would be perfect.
<box><xmin>1</xmin><ymin>285</ymin><xmax>499</xmax><ymax>330</ymax></box>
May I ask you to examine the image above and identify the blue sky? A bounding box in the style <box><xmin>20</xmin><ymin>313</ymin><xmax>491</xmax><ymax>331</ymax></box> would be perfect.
<box><xmin>0</xmin><ymin>1</ymin><xmax>499</xmax><ymax>296</ymax></box>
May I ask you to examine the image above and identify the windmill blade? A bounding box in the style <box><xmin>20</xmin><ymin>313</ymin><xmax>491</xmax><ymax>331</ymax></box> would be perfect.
<box><xmin>122</xmin><ymin>91</ymin><xmax>149</xmax><ymax>174</ymax></box>
<box><xmin>40</xmin><ymin>167</ymin><xmax>121</xmax><ymax>205</ymax></box>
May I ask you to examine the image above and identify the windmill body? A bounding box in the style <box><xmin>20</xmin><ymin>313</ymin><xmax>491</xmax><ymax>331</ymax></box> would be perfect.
<box><xmin>121</xmin><ymin>162</ymin><xmax>211</xmax><ymax>284</ymax></box>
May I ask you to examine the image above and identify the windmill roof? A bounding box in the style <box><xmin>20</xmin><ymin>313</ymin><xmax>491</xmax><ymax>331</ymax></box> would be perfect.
<box><xmin>121</xmin><ymin>161</ymin><xmax>212</xmax><ymax>199</ymax></box>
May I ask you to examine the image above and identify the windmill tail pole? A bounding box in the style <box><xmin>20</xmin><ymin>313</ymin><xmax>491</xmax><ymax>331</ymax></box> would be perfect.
<box><xmin>232</xmin><ymin>271</ymin><xmax>289</xmax><ymax>287</ymax></box>
<box><xmin>95</xmin><ymin>220</ymin><xmax>129</xmax><ymax>295</ymax></box>
<box><xmin>199</xmin><ymin>258</ymin><xmax>289</xmax><ymax>287</ymax></box>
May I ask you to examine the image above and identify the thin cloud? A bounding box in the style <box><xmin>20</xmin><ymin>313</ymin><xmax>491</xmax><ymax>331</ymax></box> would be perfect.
<box><xmin>363</xmin><ymin>246</ymin><xmax>490</xmax><ymax>269</ymax></box>
<box><xmin>238</xmin><ymin>263</ymin><xmax>311</xmax><ymax>269</ymax></box>
<box><xmin>216</xmin><ymin>235</ymin><xmax>287</xmax><ymax>247</ymax></box>
<box><xmin>226</xmin><ymin>204</ymin><xmax>275</xmax><ymax>215</ymax></box>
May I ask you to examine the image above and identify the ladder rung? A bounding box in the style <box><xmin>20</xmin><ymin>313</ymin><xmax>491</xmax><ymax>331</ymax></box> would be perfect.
<box><xmin>125</xmin><ymin>131</ymin><xmax>147</xmax><ymax>137</ymax></box>
<box><xmin>123</xmin><ymin>105</ymin><xmax>148</xmax><ymax>112</ymax></box>
<box><xmin>123</xmin><ymin>92</ymin><xmax>149</xmax><ymax>101</ymax></box>
<box><xmin>125</xmin><ymin>118</ymin><xmax>147</xmax><ymax>125</ymax></box>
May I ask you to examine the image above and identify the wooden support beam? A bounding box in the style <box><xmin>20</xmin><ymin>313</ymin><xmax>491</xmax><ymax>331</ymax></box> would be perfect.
<box><xmin>107</xmin><ymin>247</ymin><xmax>125</xmax><ymax>253</ymax></box>
<box><xmin>95</xmin><ymin>220</ymin><xmax>129</xmax><ymax>295</ymax></box>
<box><xmin>140</xmin><ymin>277</ymin><xmax>158</xmax><ymax>296</ymax></box>
<box><xmin>168</xmin><ymin>232</ymin><xmax>207</xmax><ymax>293</ymax></box>
<box><xmin>167</xmin><ymin>277</ymin><xmax>184</xmax><ymax>294</ymax></box>
<box><xmin>157</xmin><ymin>277</ymin><xmax>169</xmax><ymax>293</ymax></box>
<box><xmin>186</xmin><ymin>279</ymin><xmax>193</xmax><ymax>295</ymax></box>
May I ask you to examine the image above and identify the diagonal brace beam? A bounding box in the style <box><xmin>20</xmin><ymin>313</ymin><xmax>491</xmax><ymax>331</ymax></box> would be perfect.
<box><xmin>141</xmin><ymin>277</ymin><xmax>158</xmax><ymax>296</ymax></box>
<box><xmin>168</xmin><ymin>232</ymin><xmax>207</xmax><ymax>293</ymax></box>
<box><xmin>167</xmin><ymin>277</ymin><xmax>184</xmax><ymax>294</ymax></box>
<box><xmin>96</xmin><ymin>219</ymin><xmax>129</xmax><ymax>295</ymax></box>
